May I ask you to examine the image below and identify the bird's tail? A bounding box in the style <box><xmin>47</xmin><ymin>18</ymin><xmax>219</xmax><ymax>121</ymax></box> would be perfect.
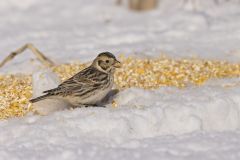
<box><xmin>29</xmin><ymin>94</ymin><xmax>51</xmax><ymax>103</ymax></box>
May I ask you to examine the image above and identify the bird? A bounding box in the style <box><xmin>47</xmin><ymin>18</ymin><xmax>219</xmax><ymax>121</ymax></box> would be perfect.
<box><xmin>30</xmin><ymin>52</ymin><xmax>121</xmax><ymax>107</ymax></box>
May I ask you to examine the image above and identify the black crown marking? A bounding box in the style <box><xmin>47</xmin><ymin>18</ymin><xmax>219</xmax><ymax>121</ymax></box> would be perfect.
<box><xmin>98</xmin><ymin>52</ymin><xmax>116</xmax><ymax>59</ymax></box>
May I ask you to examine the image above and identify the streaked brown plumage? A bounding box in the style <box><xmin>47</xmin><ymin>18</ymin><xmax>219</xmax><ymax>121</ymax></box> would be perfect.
<box><xmin>30</xmin><ymin>52</ymin><xmax>121</xmax><ymax>106</ymax></box>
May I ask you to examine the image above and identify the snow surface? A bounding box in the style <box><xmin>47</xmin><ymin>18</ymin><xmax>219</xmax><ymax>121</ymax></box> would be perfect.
<box><xmin>1</xmin><ymin>0</ymin><xmax>240</xmax><ymax>160</ymax></box>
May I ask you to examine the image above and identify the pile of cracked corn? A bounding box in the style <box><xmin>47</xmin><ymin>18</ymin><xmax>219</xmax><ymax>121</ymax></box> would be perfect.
<box><xmin>1</xmin><ymin>55</ymin><xmax>240</xmax><ymax>119</ymax></box>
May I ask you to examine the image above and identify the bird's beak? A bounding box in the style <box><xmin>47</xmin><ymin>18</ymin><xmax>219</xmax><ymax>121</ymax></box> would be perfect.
<box><xmin>114</xmin><ymin>60</ymin><xmax>121</xmax><ymax>68</ymax></box>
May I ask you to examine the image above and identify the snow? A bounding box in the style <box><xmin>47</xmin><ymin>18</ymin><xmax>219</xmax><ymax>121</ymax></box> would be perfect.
<box><xmin>32</xmin><ymin>70</ymin><xmax>72</xmax><ymax>115</ymax></box>
<box><xmin>1</xmin><ymin>0</ymin><xmax>240</xmax><ymax>159</ymax></box>
<box><xmin>32</xmin><ymin>75</ymin><xmax>240</xmax><ymax>137</ymax></box>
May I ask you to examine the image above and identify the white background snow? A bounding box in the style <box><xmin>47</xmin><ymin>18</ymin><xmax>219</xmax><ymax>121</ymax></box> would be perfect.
<box><xmin>1</xmin><ymin>0</ymin><xmax>240</xmax><ymax>159</ymax></box>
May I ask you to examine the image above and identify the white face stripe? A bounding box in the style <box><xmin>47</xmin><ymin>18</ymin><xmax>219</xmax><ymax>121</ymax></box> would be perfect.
<box><xmin>92</xmin><ymin>56</ymin><xmax>115</xmax><ymax>73</ymax></box>
<box><xmin>95</xmin><ymin>62</ymin><xmax>109</xmax><ymax>73</ymax></box>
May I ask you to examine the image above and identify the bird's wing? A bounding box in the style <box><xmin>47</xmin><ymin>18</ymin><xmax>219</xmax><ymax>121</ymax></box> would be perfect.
<box><xmin>43</xmin><ymin>67</ymin><xmax>107</xmax><ymax>97</ymax></box>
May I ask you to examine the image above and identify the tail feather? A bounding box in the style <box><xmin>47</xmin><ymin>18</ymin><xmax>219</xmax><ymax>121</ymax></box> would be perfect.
<box><xmin>43</xmin><ymin>87</ymin><xmax>59</xmax><ymax>94</ymax></box>
<box><xmin>29</xmin><ymin>94</ymin><xmax>51</xmax><ymax>103</ymax></box>
<box><xmin>43</xmin><ymin>88</ymin><xmax>55</xmax><ymax>94</ymax></box>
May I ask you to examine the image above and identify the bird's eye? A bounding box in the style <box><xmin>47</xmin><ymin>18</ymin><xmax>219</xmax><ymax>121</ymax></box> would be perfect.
<box><xmin>106</xmin><ymin>60</ymin><xmax>109</xmax><ymax>63</ymax></box>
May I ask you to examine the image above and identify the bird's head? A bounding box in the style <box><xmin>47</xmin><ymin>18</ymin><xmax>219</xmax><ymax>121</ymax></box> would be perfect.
<box><xmin>92</xmin><ymin>52</ymin><xmax>121</xmax><ymax>73</ymax></box>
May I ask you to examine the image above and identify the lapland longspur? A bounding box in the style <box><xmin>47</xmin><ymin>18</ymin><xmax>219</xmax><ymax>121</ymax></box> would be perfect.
<box><xmin>30</xmin><ymin>52</ymin><xmax>121</xmax><ymax>107</ymax></box>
